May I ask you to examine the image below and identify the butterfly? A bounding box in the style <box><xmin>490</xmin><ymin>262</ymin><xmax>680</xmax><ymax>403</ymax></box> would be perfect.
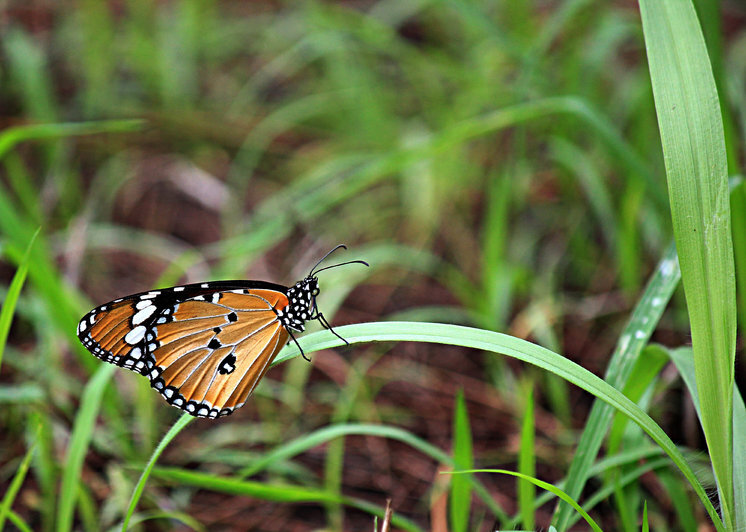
<box><xmin>77</xmin><ymin>245</ymin><xmax>368</xmax><ymax>419</ymax></box>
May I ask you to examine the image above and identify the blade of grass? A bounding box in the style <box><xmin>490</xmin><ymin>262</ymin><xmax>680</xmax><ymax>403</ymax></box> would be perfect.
<box><xmin>123</xmin><ymin>510</ymin><xmax>205</xmax><ymax>532</ymax></box>
<box><xmin>554</xmin><ymin>243</ymin><xmax>680</xmax><ymax>528</ymax></box>
<box><xmin>151</xmin><ymin>467</ymin><xmax>423</xmax><ymax>532</ymax></box>
<box><xmin>450</xmin><ymin>390</ymin><xmax>473</xmax><ymax>532</ymax></box>
<box><xmin>5</xmin><ymin>510</ymin><xmax>32</xmax><ymax>532</ymax></box>
<box><xmin>0</xmin><ymin>119</ymin><xmax>144</xmax><ymax>159</ymax></box>
<box><xmin>77</xmin><ymin>0</ymin><xmax>116</xmax><ymax>115</ymax></box>
<box><xmin>321</xmin><ymin>356</ymin><xmax>379</xmax><ymax>530</ymax></box>
<box><xmin>663</xmin><ymin>345</ymin><xmax>746</xmax><ymax>530</ymax></box>
<box><xmin>507</xmin><ymin>447</ymin><xmax>669</xmax><ymax>529</ymax></box>
<box><xmin>56</xmin><ymin>364</ymin><xmax>116</xmax><ymax>532</ymax></box>
<box><xmin>276</xmin><ymin>322</ymin><xmax>723</xmax><ymax>529</ymax></box>
<box><xmin>559</xmin><ymin>456</ymin><xmax>676</xmax><ymax>530</ymax></box>
<box><xmin>451</xmin><ymin>469</ymin><xmax>601</xmax><ymax>532</ymax></box>
<box><xmin>3</xmin><ymin>27</ymin><xmax>58</xmax><ymax>123</ymax></box>
<box><xmin>121</xmin><ymin>413</ymin><xmax>194</xmax><ymax>531</ymax></box>
<box><xmin>640</xmin><ymin>0</ymin><xmax>736</xmax><ymax>526</ymax></box>
<box><xmin>0</xmin><ymin>384</ymin><xmax>44</xmax><ymax>403</ymax></box>
<box><xmin>0</xmin><ymin>437</ymin><xmax>36</xmax><ymax>531</ymax></box>
<box><xmin>0</xmin><ymin>227</ymin><xmax>39</xmax><ymax>373</ymax></box>
<box><xmin>237</xmin><ymin>422</ymin><xmax>507</xmax><ymax>521</ymax></box>
<box><xmin>518</xmin><ymin>378</ymin><xmax>536</xmax><ymax>531</ymax></box>
<box><xmin>732</xmin><ymin>377</ymin><xmax>746</xmax><ymax>530</ymax></box>
<box><xmin>657</xmin><ymin>467</ymin><xmax>698</xmax><ymax>532</ymax></box>
<box><xmin>607</xmin><ymin>345</ymin><xmax>669</xmax><ymax>454</ymax></box>
<box><xmin>730</xmin><ymin>181</ymin><xmax>746</xmax><ymax>341</ymax></box>
<box><xmin>28</xmin><ymin>410</ymin><xmax>55</xmax><ymax>532</ymax></box>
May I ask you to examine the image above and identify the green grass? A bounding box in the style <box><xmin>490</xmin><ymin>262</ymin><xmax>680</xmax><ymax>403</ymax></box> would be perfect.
<box><xmin>1</xmin><ymin>0</ymin><xmax>743</xmax><ymax>530</ymax></box>
<box><xmin>642</xmin><ymin>0</ymin><xmax>737</xmax><ymax>528</ymax></box>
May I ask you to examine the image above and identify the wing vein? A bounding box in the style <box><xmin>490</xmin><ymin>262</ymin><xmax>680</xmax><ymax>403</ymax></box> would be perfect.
<box><xmin>221</xmin><ymin>324</ymin><xmax>280</xmax><ymax>406</ymax></box>
<box><xmin>168</xmin><ymin>318</ymin><xmax>280</xmax><ymax>399</ymax></box>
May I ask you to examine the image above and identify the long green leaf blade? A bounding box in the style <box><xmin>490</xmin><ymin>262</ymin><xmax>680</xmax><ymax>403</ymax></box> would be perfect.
<box><xmin>640</xmin><ymin>0</ymin><xmax>735</xmax><ymax>526</ymax></box>
<box><xmin>276</xmin><ymin>322</ymin><xmax>724</xmax><ymax>529</ymax></box>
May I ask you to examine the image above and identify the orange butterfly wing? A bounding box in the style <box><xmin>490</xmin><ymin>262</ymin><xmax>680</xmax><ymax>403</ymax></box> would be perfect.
<box><xmin>148</xmin><ymin>289</ymin><xmax>290</xmax><ymax>418</ymax></box>
<box><xmin>78</xmin><ymin>284</ymin><xmax>291</xmax><ymax>418</ymax></box>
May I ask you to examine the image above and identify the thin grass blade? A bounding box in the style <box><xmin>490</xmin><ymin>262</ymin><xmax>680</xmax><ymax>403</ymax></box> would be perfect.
<box><xmin>236</xmin><ymin>422</ymin><xmax>507</xmax><ymax>521</ymax></box>
<box><xmin>554</xmin><ymin>244</ymin><xmax>680</xmax><ymax>528</ymax></box>
<box><xmin>0</xmin><ymin>437</ymin><xmax>36</xmax><ymax>531</ymax></box>
<box><xmin>518</xmin><ymin>378</ymin><xmax>536</xmax><ymax>530</ymax></box>
<box><xmin>449</xmin><ymin>390</ymin><xmax>473</xmax><ymax>532</ymax></box>
<box><xmin>0</xmin><ymin>228</ymin><xmax>39</xmax><ymax>373</ymax></box>
<box><xmin>121</xmin><ymin>413</ymin><xmax>194</xmax><ymax>531</ymax></box>
<box><xmin>56</xmin><ymin>364</ymin><xmax>116</xmax><ymax>532</ymax></box>
<box><xmin>451</xmin><ymin>469</ymin><xmax>601</xmax><ymax>532</ymax></box>
<box><xmin>151</xmin><ymin>467</ymin><xmax>423</xmax><ymax>532</ymax></box>
<box><xmin>0</xmin><ymin>119</ymin><xmax>144</xmax><ymax>159</ymax></box>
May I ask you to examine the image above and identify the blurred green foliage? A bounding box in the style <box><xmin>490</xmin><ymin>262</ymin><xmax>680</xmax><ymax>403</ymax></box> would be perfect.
<box><xmin>0</xmin><ymin>1</ymin><xmax>744</xmax><ymax>530</ymax></box>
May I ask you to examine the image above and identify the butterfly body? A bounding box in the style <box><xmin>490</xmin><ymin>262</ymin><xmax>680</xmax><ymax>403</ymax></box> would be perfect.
<box><xmin>77</xmin><ymin>246</ymin><xmax>367</xmax><ymax>419</ymax></box>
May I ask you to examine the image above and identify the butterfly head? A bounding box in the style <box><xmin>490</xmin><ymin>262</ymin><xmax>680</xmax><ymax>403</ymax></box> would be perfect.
<box><xmin>282</xmin><ymin>246</ymin><xmax>368</xmax><ymax>333</ymax></box>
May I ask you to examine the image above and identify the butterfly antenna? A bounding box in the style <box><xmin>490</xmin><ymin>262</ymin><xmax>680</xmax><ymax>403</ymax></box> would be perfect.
<box><xmin>312</xmin><ymin>259</ymin><xmax>369</xmax><ymax>276</ymax></box>
<box><xmin>309</xmin><ymin>244</ymin><xmax>348</xmax><ymax>275</ymax></box>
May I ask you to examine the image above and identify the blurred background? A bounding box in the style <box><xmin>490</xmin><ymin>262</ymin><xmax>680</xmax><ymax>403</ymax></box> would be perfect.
<box><xmin>1</xmin><ymin>1</ymin><xmax>745</xmax><ymax>530</ymax></box>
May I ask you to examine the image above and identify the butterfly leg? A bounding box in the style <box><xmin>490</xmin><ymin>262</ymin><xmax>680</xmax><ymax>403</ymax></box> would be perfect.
<box><xmin>314</xmin><ymin>312</ymin><xmax>349</xmax><ymax>346</ymax></box>
<box><xmin>287</xmin><ymin>329</ymin><xmax>310</xmax><ymax>361</ymax></box>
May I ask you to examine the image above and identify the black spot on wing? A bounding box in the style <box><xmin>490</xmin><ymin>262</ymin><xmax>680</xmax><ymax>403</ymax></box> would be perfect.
<box><xmin>218</xmin><ymin>354</ymin><xmax>237</xmax><ymax>375</ymax></box>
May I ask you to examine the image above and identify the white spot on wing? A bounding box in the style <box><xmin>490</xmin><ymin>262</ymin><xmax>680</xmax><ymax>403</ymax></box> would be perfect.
<box><xmin>124</xmin><ymin>325</ymin><xmax>147</xmax><ymax>345</ymax></box>
<box><xmin>132</xmin><ymin>305</ymin><xmax>157</xmax><ymax>325</ymax></box>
